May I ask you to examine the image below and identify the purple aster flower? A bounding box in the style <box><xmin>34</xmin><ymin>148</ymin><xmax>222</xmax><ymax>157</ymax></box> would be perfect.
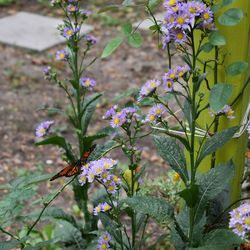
<box><xmin>229</xmin><ymin>203</ymin><xmax>250</xmax><ymax>238</ymax></box>
<box><xmin>106</xmin><ymin>181</ymin><xmax>118</xmax><ymax>194</ymax></box>
<box><xmin>173</xmin><ymin>29</ymin><xmax>187</xmax><ymax>44</ymax></box>
<box><xmin>98</xmin><ymin>232</ymin><xmax>111</xmax><ymax>250</ymax></box>
<box><xmin>110</xmin><ymin>112</ymin><xmax>127</xmax><ymax>128</ymax></box>
<box><xmin>101</xmin><ymin>202</ymin><xmax>112</xmax><ymax>212</ymax></box>
<box><xmin>138</xmin><ymin>79</ymin><xmax>161</xmax><ymax>101</ymax></box>
<box><xmin>67</xmin><ymin>0</ymin><xmax>78</xmax><ymax>2</ymax></box>
<box><xmin>85</xmin><ymin>34</ymin><xmax>97</xmax><ymax>45</ymax></box>
<box><xmin>176</xmin><ymin>65</ymin><xmax>190</xmax><ymax>77</ymax></box>
<box><xmin>163</xmin><ymin>78</ymin><xmax>174</xmax><ymax>92</ymax></box>
<box><xmin>93</xmin><ymin>204</ymin><xmax>102</xmax><ymax>216</ymax></box>
<box><xmin>63</xmin><ymin>27</ymin><xmax>75</xmax><ymax>38</ymax></box>
<box><xmin>163</xmin><ymin>0</ymin><xmax>179</xmax><ymax>9</ymax></box>
<box><xmin>103</xmin><ymin>105</ymin><xmax>118</xmax><ymax>119</ymax></box>
<box><xmin>80</xmin><ymin>77</ymin><xmax>96</xmax><ymax>90</ymax></box>
<box><xmin>80</xmin><ymin>9</ymin><xmax>92</xmax><ymax>17</ymax></box>
<box><xmin>67</xmin><ymin>4</ymin><xmax>79</xmax><ymax>13</ymax></box>
<box><xmin>35</xmin><ymin>121</ymin><xmax>54</xmax><ymax>137</ymax></box>
<box><xmin>146</xmin><ymin>104</ymin><xmax>166</xmax><ymax>123</ymax></box>
<box><xmin>222</xmin><ymin>105</ymin><xmax>235</xmax><ymax>120</ymax></box>
<box><xmin>56</xmin><ymin>49</ymin><xmax>68</xmax><ymax>61</ymax></box>
<box><xmin>121</xmin><ymin>107</ymin><xmax>137</xmax><ymax>114</ymax></box>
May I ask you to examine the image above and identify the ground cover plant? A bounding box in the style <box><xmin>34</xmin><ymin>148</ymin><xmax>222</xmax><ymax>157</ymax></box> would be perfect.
<box><xmin>0</xmin><ymin>0</ymin><xmax>250</xmax><ymax>249</ymax></box>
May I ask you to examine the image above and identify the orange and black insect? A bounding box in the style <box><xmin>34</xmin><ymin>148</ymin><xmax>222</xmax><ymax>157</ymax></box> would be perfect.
<box><xmin>241</xmin><ymin>243</ymin><xmax>250</xmax><ymax>249</ymax></box>
<box><xmin>50</xmin><ymin>144</ymin><xmax>96</xmax><ymax>181</ymax></box>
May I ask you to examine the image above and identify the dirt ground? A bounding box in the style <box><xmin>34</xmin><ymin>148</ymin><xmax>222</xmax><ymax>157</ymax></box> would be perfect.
<box><xmin>0</xmin><ymin>1</ymin><xmax>184</xmax><ymax>194</ymax></box>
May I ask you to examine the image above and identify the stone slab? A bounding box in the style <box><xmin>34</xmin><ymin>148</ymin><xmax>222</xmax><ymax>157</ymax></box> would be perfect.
<box><xmin>0</xmin><ymin>12</ymin><xmax>93</xmax><ymax>51</ymax></box>
<box><xmin>133</xmin><ymin>13</ymin><xmax>165</xmax><ymax>31</ymax></box>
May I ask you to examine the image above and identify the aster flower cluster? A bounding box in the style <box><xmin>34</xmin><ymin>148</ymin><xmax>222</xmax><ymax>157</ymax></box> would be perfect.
<box><xmin>138</xmin><ymin>79</ymin><xmax>161</xmax><ymax>101</ymax></box>
<box><xmin>93</xmin><ymin>202</ymin><xmax>112</xmax><ymax>216</ymax></box>
<box><xmin>137</xmin><ymin>66</ymin><xmax>190</xmax><ymax>102</ymax></box>
<box><xmin>35</xmin><ymin>121</ymin><xmax>54</xmax><ymax>137</ymax></box>
<box><xmin>98</xmin><ymin>232</ymin><xmax>111</xmax><ymax>250</ymax></box>
<box><xmin>229</xmin><ymin>202</ymin><xmax>250</xmax><ymax>238</ymax></box>
<box><xmin>209</xmin><ymin>105</ymin><xmax>235</xmax><ymax>120</ymax></box>
<box><xmin>162</xmin><ymin>65</ymin><xmax>190</xmax><ymax>91</ymax></box>
<box><xmin>162</xmin><ymin>0</ymin><xmax>214</xmax><ymax>47</ymax></box>
<box><xmin>146</xmin><ymin>104</ymin><xmax>167</xmax><ymax>123</ymax></box>
<box><xmin>79</xmin><ymin>158</ymin><xmax>121</xmax><ymax>194</ymax></box>
<box><xmin>103</xmin><ymin>105</ymin><xmax>138</xmax><ymax>128</ymax></box>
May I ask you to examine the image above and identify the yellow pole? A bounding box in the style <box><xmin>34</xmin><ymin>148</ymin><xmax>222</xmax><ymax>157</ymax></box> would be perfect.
<box><xmin>196</xmin><ymin>0</ymin><xmax>250</xmax><ymax>202</ymax></box>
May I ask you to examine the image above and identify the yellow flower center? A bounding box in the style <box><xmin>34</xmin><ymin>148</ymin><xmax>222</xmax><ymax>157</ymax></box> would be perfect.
<box><xmin>150</xmin><ymin>82</ymin><xmax>156</xmax><ymax>88</ymax></box>
<box><xmin>168</xmin><ymin>0</ymin><xmax>176</xmax><ymax>6</ymax></box>
<box><xmin>149</xmin><ymin>114</ymin><xmax>155</xmax><ymax>121</ymax></box>
<box><xmin>169</xmin><ymin>16</ymin><xmax>175</xmax><ymax>23</ymax></box>
<box><xmin>108</xmin><ymin>185</ymin><xmax>115</xmax><ymax>192</ymax></box>
<box><xmin>156</xmin><ymin>109</ymin><xmax>162</xmax><ymax>115</ymax></box>
<box><xmin>101</xmin><ymin>244</ymin><xmax>108</xmax><ymax>250</ymax></box>
<box><xmin>85</xmin><ymin>80</ymin><xmax>91</xmax><ymax>85</ymax></box>
<box><xmin>244</xmin><ymin>217</ymin><xmax>250</xmax><ymax>226</ymax></box>
<box><xmin>114</xmin><ymin>117</ymin><xmax>119</xmax><ymax>125</ymax></box>
<box><xmin>188</xmin><ymin>7</ymin><xmax>196</xmax><ymax>13</ymax></box>
<box><xmin>236</xmin><ymin>223</ymin><xmax>244</xmax><ymax>232</ymax></box>
<box><xmin>203</xmin><ymin>12</ymin><xmax>210</xmax><ymax>20</ymax></box>
<box><xmin>176</xmin><ymin>16</ymin><xmax>185</xmax><ymax>24</ymax></box>
<box><xmin>176</xmin><ymin>32</ymin><xmax>184</xmax><ymax>40</ymax></box>
<box><xmin>39</xmin><ymin>128</ymin><xmax>45</xmax><ymax>134</ymax></box>
<box><xmin>103</xmin><ymin>204</ymin><xmax>111</xmax><ymax>211</ymax></box>
<box><xmin>170</xmin><ymin>73</ymin><xmax>176</xmax><ymax>79</ymax></box>
<box><xmin>167</xmin><ymin>81</ymin><xmax>173</xmax><ymax>88</ymax></box>
<box><xmin>67</xmin><ymin>30</ymin><xmax>73</xmax><ymax>35</ymax></box>
<box><xmin>174</xmin><ymin>173</ymin><xmax>180</xmax><ymax>182</ymax></box>
<box><xmin>60</xmin><ymin>53</ymin><xmax>65</xmax><ymax>59</ymax></box>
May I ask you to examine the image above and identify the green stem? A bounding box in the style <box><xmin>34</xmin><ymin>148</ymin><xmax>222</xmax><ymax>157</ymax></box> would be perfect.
<box><xmin>26</xmin><ymin>177</ymin><xmax>76</xmax><ymax>236</ymax></box>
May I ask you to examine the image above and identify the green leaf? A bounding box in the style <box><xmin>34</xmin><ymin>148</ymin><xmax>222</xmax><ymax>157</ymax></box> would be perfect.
<box><xmin>153</xmin><ymin>135</ymin><xmax>189</xmax><ymax>184</ymax></box>
<box><xmin>200</xmin><ymin>42</ymin><xmax>214</xmax><ymax>53</ymax></box>
<box><xmin>218</xmin><ymin>8</ymin><xmax>243</xmax><ymax>26</ymax></box>
<box><xmin>148</xmin><ymin>0</ymin><xmax>163</xmax><ymax>10</ymax></box>
<box><xmin>0</xmin><ymin>240</ymin><xmax>20</xmax><ymax>250</ymax></box>
<box><xmin>221</xmin><ymin>0</ymin><xmax>236</xmax><ymax>7</ymax></box>
<box><xmin>203</xmin><ymin>229</ymin><xmax>243</xmax><ymax>249</ymax></box>
<box><xmin>122</xmin><ymin>195</ymin><xmax>174</xmax><ymax>224</ymax></box>
<box><xmin>81</xmin><ymin>93</ymin><xmax>101</xmax><ymax>135</ymax></box>
<box><xmin>179</xmin><ymin>184</ymin><xmax>199</xmax><ymax>208</ymax></box>
<box><xmin>209</xmin><ymin>83</ymin><xmax>232</xmax><ymax>112</ymax></box>
<box><xmin>197</xmin><ymin>126</ymin><xmax>238</xmax><ymax>166</ymax></box>
<box><xmin>88</xmin><ymin>140</ymin><xmax>119</xmax><ymax>161</ymax></box>
<box><xmin>54</xmin><ymin>220</ymin><xmax>85</xmax><ymax>249</ymax></box>
<box><xmin>28</xmin><ymin>207</ymin><xmax>79</xmax><ymax>229</ymax></box>
<box><xmin>194</xmin><ymin>162</ymin><xmax>234</xmax><ymax>222</ymax></box>
<box><xmin>36</xmin><ymin>136</ymin><xmax>75</xmax><ymax>163</ymax></box>
<box><xmin>122</xmin><ymin>22</ymin><xmax>132</xmax><ymax>36</ymax></box>
<box><xmin>112</xmin><ymin>87</ymin><xmax>139</xmax><ymax>102</ymax></box>
<box><xmin>101</xmin><ymin>36</ymin><xmax>123</xmax><ymax>58</ymax></box>
<box><xmin>225</xmin><ymin>61</ymin><xmax>249</xmax><ymax>76</ymax></box>
<box><xmin>209</xmin><ymin>31</ymin><xmax>226</xmax><ymax>46</ymax></box>
<box><xmin>128</xmin><ymin>32</ymin><xmax>143</xmax><ymax>48</ymax></box>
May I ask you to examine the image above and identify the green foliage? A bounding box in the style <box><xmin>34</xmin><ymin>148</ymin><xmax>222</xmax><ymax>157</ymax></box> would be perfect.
<box><xmin>122</xmin><ymin>195</ymin><xmax>174</xmax><ymax>224</ymax></box>
<box><xmin>81</xmin><ymin>93</ymin><xmax>102</xmax><ymax>135</ymax></box>
<box><xmin>88</xmin><ymin>140</ymin><xmax>120</xmax><ymax>161</ymax></box>
<box><xmin>0</xmin><ymin>0</ymin><xmax>14</xmax><ymax>5</ymax></box>
<box><xmin>218</xmin><ymin>8</ymin><xmax>244</xmax><ymax>26</ymax></box>
<box><xmin>225</xmin><ymin>61</ymin><xmax>249</xmax><ymax>76</ymax></box>
<box><xmin>101</xmin><ymin>37</ymin><xmax>124</xmax><ymax>58</ymax></box>
<box><xmin>36</xmin><ymin>136</ymin><xmax>75</xmax><ymax>163</ymax></box>
<box><xmin>179</xmin><ymin>184</ymin><xmax>199</xmax><ymax>208</ymax></box>
<box><xmin>196</xmin><ymin>126</ymin><xmax>238</xmax><ymax>166</ymax></box>
<box><xmin>0</xmin><ymin>240</ymin><xmax>20</xmax><ymax>250</ymax></box>
<box><xmin>153</xmin><ymin>135</ymin><xmax>189</xmax><ymax>185</ymax></box>
<box><xmin>189</xmin><ymin>229</ymin><xmax>243</xmax><ymax>249</ymax></box>
<box><xmin>194</xmin><ymin>162</ymin><xmax>234</xmax><ymax>222</ymax></box>
<box><xmin>209</xmin><ymin>83</ymin><xmax>232</xmax><ymax>112</ymax></box>
<box><xmin>208</xmin><ymin>31</ymin><xmax>226</xmax><ymax>46</ymax></box>
<box><xmin>128</xmin><ymin>32</ymin><xmax>144</xmax><ymax>48</ymax></box>
<box><xmin>200</xmin><ymin>42</ymin><xmax>214</xmax><ymax>53</ymax></box>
